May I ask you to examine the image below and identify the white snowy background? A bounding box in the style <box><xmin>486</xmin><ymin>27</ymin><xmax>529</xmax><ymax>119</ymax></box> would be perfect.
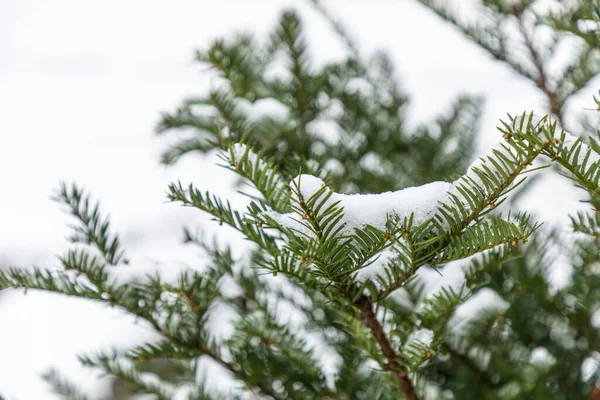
<box><xmin>0</xmin><ymin>0</ymin><xmax>596</xmax><ymax>398</ymax></box>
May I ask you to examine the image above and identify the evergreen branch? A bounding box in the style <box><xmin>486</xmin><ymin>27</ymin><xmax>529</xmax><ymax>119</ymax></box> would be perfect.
<box><xmin>270</xmin><ymin>11</ymin><xmax>314</xmax><ymax>135</ymax></box>
<box><xmin>168</xmin><ymin>182</ymin><xmax>279</xmax><ymax>255</ymax></box>
<box><xmin>258</xmin><ymin>252</ymin><xmax>321</xmax><ymax>289</ymax></box>
<box><xmin>227</xmin><ymin>311</ymin><xmax>328</xmax><ymax>399</ymax></box>
<box><xmin>224</xmin><ymin>143</ymin><xmax>291</xmax><ymax>212</ymax></box>
<box><xmin>418</xmin><ymin>0</ymin><xmax>600</xmax><ymax>132</ymax></box>
<box><xmin>42</xmin><ymin>368</ymin><xmax>90</xmax><ymax>400</ymax></box>
<box><xmin>0</xmin><ymin>266</ymin><xmax>270</xmax><ymax>397</ymax></box>
<box><xmin>0</xmin><ymin>267</ymin><xmax>104</xmax><ymax>299</ymax></box>
<box><xmin>445</xmin><ymin>144</ymin><xmax>539</xmax><ymax>234</ymax></box>
<box><xmin>58</xmin><ymin>249</ymin><xmax>108</xmax><ymax>289</ymax></box>
<box><xmin>502</xmin><ymin>115</ymin><xmax>600</xmax><ymax>202</ymax></box>
<box><xmin>433</xmin><ymin>214</ymin><xmax>539</xmax><ymax>265</ymax></box>
<box><xmin>572</xmin><ymin>211</ymin><xmax>600</xmax><ymax>237</ymax></box>
<box><xmin>78</xmin><ymin>353</ymin><xmax>174</xmax><ymax>400</ymax></box>
<box><xmin>419</xmin><ymin>287</ymin><xmax>465</xmax><ymax>332</ymax></box>
<box><xmin>120</xmin><ymin>297</ymin><xmax>281</xmax><ymax>399</ymax></box>
<box><xmin>198</xmin><ymin>36</ymin><xmax>267</xmax><ymax>98</ymax></box>
<box><xmin>380</xmin><ymin>116</ymin><xmax>548</xmax><ymax>300</ymax></box>
<box><xmin>414</xmin><ymin>135</ymin><xmax>547</xmax><ymax>267</ymax></box>
<box><xmin>350</xmin><ymin>225</ymin><xmax>397</xmax><ymax>272</ymax></box>
<box><xmin>541</xmin><ymin>132</ymin><xmax>600</xmax><ymax>201</ymax></box>
<box><xmin>402</xmin><ymin>339</ymin><xmax>433</xmax><ymax>373</ymax></box>
<box><xmin>54</xmin><ymin>183</ymin><xmax>126</xmax><ymax>265</ymax></box>
<box><xmin>0</xmin><ymin>266</ymin><xmax>279</xmax><ymax>397</ymax></box>
<box><xmin>120</xmin><ymin>291</ymin><xmax>281</xmax><ymax>399</ymax></box>
<box><xmin>127</xmin><ymin>341</ymin><xmax>203</xmax><ymax>363</ymax></box>
<box><xmin>356</xmin><ymin>295</ymin><xmax>418</xmax><ymax>400</ymax></box>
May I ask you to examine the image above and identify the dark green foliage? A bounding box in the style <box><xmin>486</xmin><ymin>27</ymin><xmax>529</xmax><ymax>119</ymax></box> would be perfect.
<box><xmin>157</xmin><ymin>9</ymin><xmax>480</xmax><ymax>192</ymax></box>
<box><xmin>2</xmin><ymin>1</ymin><xmax>600</xmax><ymax>400</ymax></box>
<box><xmin>413</xmin><ymin>1</ymin><xmax>600</xmax><ymax>398</ymax></box>
<box><xmin>54</xmin><ymin>183</ymin><xmax>127</xmax><ymax>266</ymax></box>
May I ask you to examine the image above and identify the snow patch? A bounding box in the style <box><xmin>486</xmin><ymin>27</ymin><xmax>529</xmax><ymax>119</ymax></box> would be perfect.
<box><xmin>282</xmin><ymin>174</ymin><xmax>451</xmax><ymax>235</ymax></box>
<box><xmin>406</xmin><ymin>328</ymin><xmax>434</xmax><ymax>348</ymax></box>
<box><xmin>360</xmin><ymin>152</ymin><xmax>386</xmax><ymax>175</ymax></box>
<box><xmin>306</xmin><ymin>118</ymin><xmax>345</xmax><ymax>145</ymax></box>
<box><xmin>446</xmin><ymin>288</ymin><xmax>509</xmax><ymax>337</ymax></box>
<box><xmin>345</xmin><ymin>77</ymin><xmax>374</xmax><ymax>97</ymax></box>
<box><xmin>530</xmin><ymin>347</ymin><xmax>556</xmax><ymax>369</ymax></box>
<box><xmin>582</xmin><ymin>353</ymin><xmax>600</xmax><ymax>382</ymax></box>
<box><xmin>352</xmin><ymin>247</ymin><xmax>400</xmax><ymax>287</ymax></box>
<box><xmin>591</xmin><ymin>309</ymin><xmax>600</xmax><ymax>329</ymax></box>
<box><xmin>246</xmin><ymin>98</ymin><xmax>290</xmax><ymax>121</ymax></box>
<box><xmin>322</xmin><ymin>158</ymin><xmax>345</xmax><ymax>176</ymax></box>
<box><xmin>415</xmin><ymin>260</ymin><xmax>469</xmax><ymax>311</ymax></box>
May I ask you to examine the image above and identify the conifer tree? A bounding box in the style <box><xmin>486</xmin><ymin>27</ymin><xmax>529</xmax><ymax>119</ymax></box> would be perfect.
<box><xmin>1</xmin><ymin>1</ymin><xmax>599</xmax><ymax>399</ymax></box>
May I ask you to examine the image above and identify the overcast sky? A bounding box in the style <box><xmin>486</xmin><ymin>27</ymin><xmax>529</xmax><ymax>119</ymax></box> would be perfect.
<box><xmin>0</xmin><ymin>0</ymin><xmax>596</xmax><ymax>398</ymax></box>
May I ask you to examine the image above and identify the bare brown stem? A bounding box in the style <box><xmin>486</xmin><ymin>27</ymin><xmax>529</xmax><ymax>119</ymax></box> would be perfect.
<box><xmin>356</xmin><ymin>295</ymin><xmax>418</xmax><ymax>400</ymax></box>
<box><xmin>517</xmin><ymin>16</ymin><xmax>564</xmax><ymax>126</ymax></box>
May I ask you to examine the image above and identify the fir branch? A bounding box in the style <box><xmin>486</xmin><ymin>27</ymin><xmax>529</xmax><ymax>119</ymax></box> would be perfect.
<box><xmin>127</xmin><ymin>341</ymin><xmax>202</xmax><ymax>364</ymax></box>
<box><xmin>572</xmin><ymin>211</ymin><xmax>600</xmax><ymax>238</ymax></box>
<box><xmin>54</xmin><ymin>183</ymin><xmax>127</xmax><ymax>265</ymax></box>
<box><xmin>58</xmin><ymin>248</ymin><xmax>108</xmax><ymax>289</ymax></box>
<box><xmin>402</xmin><ymin>339</ymin><xmax>433</xmax><ymax>373</ymax></box>
<box><xmin>198</xmin><ymin>36</ymin><xmax>267</xmax><ymax>99</ymax></box>
<box><xmin>258</xmin><ymin>252</ymin><xmax>322</xmax><ymax>290</ymax></box>
<box><xmin>227</xmin><ymin>310</ymin><xmax>329</xmax><ymax>399</ymax></box>
<box><xmin>419</xmin><ymin>287</ymin><xmax>465</xmax><ymax>332</ymax></box>
<box><xmin>42</xmin><ymin>368</ymin><xmax>90</xmax><ymax>400</ymax></box>
<box><xmin>168</xmin><ymin>182</ymin><xmax>280</xmax><ymax>255</ymax></box>
<box><xmin>123</xmin><ymin>299</ymin><xmax>281</xmax><ymax>399</ymax></box>
<box><xmin>0</xmin><ymin>267</ymin><xmax>105</xmax><ymax>300</ymax></box>
<box><xmin>543</xmin><ymin>135</ymin><xmax>600</xmax><ymax>201</ymax></box>
<box><xmin>78</xmin><ymin>353</ymin><xmax>174</xmax><ymax>400</ymax></box>
<box><xmin>433</xmin><ymin>214</ymin><xmax>539</xmax><ymax>265</ymax></box>
<box><xmin>416</xmin><ymin>128</ymin><xmax>550</xmax><ymax>264</ymax></box>
<box><xmin>270</xmin><ymin>11</ymin><xmax>314</xmax><ymax>136</ymax></box>
<box><xmin>224</xmin><ymin>143</ymin><xmax>291</xmax><ymax>213</ymax></box>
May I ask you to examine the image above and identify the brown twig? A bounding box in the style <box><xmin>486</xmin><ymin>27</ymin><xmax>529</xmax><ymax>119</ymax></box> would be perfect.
<box><xmin>517</xmin><ymin>15</ymin><xmax>564</xmax><ymax>126</ymax></box>
<box><xmin>356</xmin><ymin>295</ymin><xmax>418</xmax><ymax>400</ymax></box>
